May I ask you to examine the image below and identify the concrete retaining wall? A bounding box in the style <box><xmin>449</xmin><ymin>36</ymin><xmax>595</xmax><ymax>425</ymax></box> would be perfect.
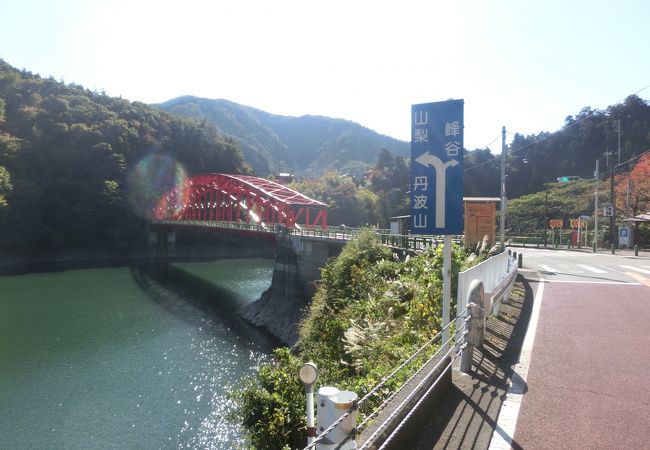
<box><xmin>240</xmin><ymin>233</ymin><xmax>345</xmax><ymax>346</ymax></box>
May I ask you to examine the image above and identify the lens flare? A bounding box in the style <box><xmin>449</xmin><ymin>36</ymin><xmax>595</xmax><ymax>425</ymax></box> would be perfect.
<box><xmin>126</xmin><ymin>155</ymin><xmax>188</xmax><ymax>219</ymax></box>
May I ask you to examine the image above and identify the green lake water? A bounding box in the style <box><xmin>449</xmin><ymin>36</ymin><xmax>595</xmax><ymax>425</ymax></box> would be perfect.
<box><xmin>0</xmin><ymin>258</ymin><xmax>274</xmax><ymax>449</ymax></box>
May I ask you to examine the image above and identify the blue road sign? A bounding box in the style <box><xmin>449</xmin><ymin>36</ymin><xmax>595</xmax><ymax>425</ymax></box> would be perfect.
<box><xmin>410</xmin><ymin>99</ymin><xmax>464</xmax><ymax>235</ymax></box>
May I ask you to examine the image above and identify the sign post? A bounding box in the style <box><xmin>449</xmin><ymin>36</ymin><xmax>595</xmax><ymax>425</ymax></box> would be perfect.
<box><xmin>410</xmin><ymin>100</ymin><xmax>464</xmax><ymax>348</ymax></box>
<box><xmin>619</xmin><ymin>227</ymin><xmax>630</xmax><ymax>248</ymax></box>
<box><xmin>549</xmin><ymin>219</ymin><xmax>563</xmax><ymax>247</ymax></box>
<box><xmin>580</xmin><ymin>215</ymin><xmax>590</xmax><ymax>247</ymax></box>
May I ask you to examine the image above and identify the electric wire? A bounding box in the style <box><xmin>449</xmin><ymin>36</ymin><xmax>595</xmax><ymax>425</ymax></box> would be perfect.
<box><xmin>463</xmin><ymin>84</ymin><xmax>650</xmax><ymax>174</ymax></box>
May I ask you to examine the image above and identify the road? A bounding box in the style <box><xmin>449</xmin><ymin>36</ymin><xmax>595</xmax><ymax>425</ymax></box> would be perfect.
<box><xmin>491</xmin><ymin>248</ymin><xmax>650</xmax><ymax>449</ymax></box>
<box><xmin>516</xmin><ymin>247</ymin><xmax>650</xmax><ymax>285</ymax></box>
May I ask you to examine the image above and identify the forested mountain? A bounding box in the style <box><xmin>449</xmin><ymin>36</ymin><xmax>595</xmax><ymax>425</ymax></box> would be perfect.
<box><xmin>465</xmin><ymin>95</ymin><xmax>650</xmax><ymax>199</ymax></box>
<box><xmin>154</xmin><ymin>96</ymin><xmax>410</xmax><ymax>177</ymax></box>
<box><xmin>1</xmin><ymin>56</ymin><xmax>647</xmax><ymax>254</ymax></box>
<box><xmin>0</xmin><ymin>60</ymin><xmax>248</xmax><ymax>254</ymax></box>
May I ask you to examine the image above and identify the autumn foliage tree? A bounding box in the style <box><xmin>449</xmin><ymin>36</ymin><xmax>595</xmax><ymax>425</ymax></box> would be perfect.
<box><xmin>615</xmin><ymin>152</ymin><xmax>650</xmax><ymax>217</ymax></box>
<box><xmin>615</xmin><ymin>152</ymin><xmax>650</xmax><ymax>246</ymax></box>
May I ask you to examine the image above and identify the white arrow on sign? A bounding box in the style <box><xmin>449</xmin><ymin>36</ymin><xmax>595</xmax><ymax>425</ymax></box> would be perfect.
<box><xmin>415</xmin><ymin>152</ymin><xmax>459</xmax><ymax>228</ymax></box>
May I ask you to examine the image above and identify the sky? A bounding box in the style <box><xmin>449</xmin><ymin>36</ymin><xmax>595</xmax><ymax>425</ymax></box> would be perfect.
<box><xmin>1</xmin><ymin>0</ymin><xmax>649</xmax><ymax>153</ymax></box>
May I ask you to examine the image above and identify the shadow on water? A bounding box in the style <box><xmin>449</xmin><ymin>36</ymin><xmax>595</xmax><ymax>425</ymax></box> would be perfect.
<box><xmin>131</xmin><ymin>261</ymin><xmax>281</xmax><ymax>351</ymax></box>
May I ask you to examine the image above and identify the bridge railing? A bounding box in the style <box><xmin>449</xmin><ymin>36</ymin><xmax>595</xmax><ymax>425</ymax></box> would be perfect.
<box><xmin>151</xmin><ymin>219</ymin><xmax>464</xmax><ymax>252</ymax></box>
<box><xmin>153</xmin><ymin>219</ymin><xmax>277</xmax><ymax>234</ymax></box>
<box><xmin>288</xmin><ymin>225</ymin><xmax>463</xmax><ymax>252</ymax></box>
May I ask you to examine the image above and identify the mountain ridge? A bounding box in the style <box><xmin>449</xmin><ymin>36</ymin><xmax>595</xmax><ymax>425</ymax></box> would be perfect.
<box><xmin>153</xmin><ymin>96</ymin><xmax>410</xmax><ymax>177</ymax></box>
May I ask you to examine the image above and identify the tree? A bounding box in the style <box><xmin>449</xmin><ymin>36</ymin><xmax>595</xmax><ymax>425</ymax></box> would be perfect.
<box><xmin>615</xmin><ymin>152</ymin><xmax>650</xmax><ymax>217</ymax></box>
<box><xmin>367</xmin><ymin>150</ymin><xmax>409</xmax><ymax>226</ymax></box>
<box><xmin>291</xmin><ymin>172</ymin><xmax>378</xmax><ymax>226</ymax></box>
<box><xmin>0</xmin><ymin>165</ymin><xmax>10</xmax><ymax>207</ymax></box>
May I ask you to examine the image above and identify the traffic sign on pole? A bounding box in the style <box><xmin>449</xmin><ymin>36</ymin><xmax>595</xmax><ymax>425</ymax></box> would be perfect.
<box><xmin>410</xmin><ymin>99</ymin><xmax>463</xmax><ymax>350</ymax></box>
<box><xmin>410</xmin><ymin>100</ymin><xmax>464</xmax><ymax>235</ymax></box>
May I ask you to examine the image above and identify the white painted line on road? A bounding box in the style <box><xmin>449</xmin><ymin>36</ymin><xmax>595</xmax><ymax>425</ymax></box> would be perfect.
<box><xmin>619</xmin><ymin>265</ymin><xmax>650</xmax><ymax>275</ymax></box>
<box><xmin>539</xmin><ymin>264</ymin><xmax>558</xmax><ymax>273</ymax></box>
<box><xmin>558</xmin><ymin>264</ymin><xmax>583</xmax><ymax>273</ymax></box>
<box><xmin>545</xmin><ymin>280</ymin><xmax>641</xmax><ymax>285</ymax></box>
<box><xmin>601</xmin><ymin>265</ymin><xmax>626</xmax><ymax>274</ymax></box>
<box><xmin>489</xmin><ymin>278</ymin><xmax>546</xmax><ymax>450</ymax></box>
<box><xmin>577</xmin><ymin>264</ymin><xmax>607</xmax><ymax>274</ymax></box>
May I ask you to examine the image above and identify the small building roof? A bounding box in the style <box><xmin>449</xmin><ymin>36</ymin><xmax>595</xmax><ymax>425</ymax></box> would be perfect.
<box><xmin>463</xmin><ymin>197</ymin><xmax>501</xmax><ymax>202</ymax></box>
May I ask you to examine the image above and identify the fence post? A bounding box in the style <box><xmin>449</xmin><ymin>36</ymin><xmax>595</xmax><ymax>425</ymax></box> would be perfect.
<box><xmin>460</xmin><ymin>279</ymin><xmax>484</xmax><ymax>373</ymax></box>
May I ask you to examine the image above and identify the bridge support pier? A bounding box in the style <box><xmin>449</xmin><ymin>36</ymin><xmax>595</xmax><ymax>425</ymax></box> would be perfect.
<box><xmin>241</xmin><ymin>233</ymin><xmax>344</xmax><ymax>346</ymax></box>
<box><xmin>147</xmin><ymin>229</ymin><xmax>176</xmax><ymax>258</ymax></box>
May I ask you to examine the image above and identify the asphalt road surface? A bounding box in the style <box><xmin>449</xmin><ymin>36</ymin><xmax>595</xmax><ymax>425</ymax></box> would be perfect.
<box><xmin>491</xmin><ymin>248</ymin><xmax>650</xmax><ymax>450</ymax></box>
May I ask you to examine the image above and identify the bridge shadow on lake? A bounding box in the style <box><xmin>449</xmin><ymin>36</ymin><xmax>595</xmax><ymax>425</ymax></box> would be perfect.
<box><xmin>131</xmin><ymin>261</ymin><xmax>280</xmax><ymax>351</ymax></box>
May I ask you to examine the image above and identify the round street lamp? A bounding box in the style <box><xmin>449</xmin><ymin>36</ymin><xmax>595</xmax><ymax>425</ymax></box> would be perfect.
<box><xmin>299</xmin><ymin>362</ymin><xmax>319</xmax><ymax>387</ymax></box>
<box><xmin>299</xmin><ymin>362</ymin><xmax>319</xmax><ymax>445</ymax></box>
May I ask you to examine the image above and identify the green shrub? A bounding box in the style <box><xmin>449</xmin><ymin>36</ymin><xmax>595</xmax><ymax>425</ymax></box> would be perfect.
<box><xmin>233</xmin><ymin>230</ymin><xmax>481</xmax><ymax>448</ymax></box>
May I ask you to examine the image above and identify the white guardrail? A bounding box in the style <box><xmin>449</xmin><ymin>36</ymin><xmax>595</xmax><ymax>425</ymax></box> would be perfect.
<box><xmin>457</xmin><ymin>250</ymin><xmax>517</xmax><ymax>320</ymax></box>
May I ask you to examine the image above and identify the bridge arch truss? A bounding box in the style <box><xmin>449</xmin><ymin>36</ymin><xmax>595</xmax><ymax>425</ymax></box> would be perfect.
<box><xmin>154</xmin><ymin>173</ymin><xmax>328</xmax><ymax>229</ymax></box>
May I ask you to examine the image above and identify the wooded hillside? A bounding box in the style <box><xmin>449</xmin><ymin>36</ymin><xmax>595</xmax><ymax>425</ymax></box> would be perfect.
<box><xmin>0</xmin><ymin>60</ymin><xmax>248</xmax><ymax>254</ymax></box>
<box><xmin>155</xmin><ymin>96</ymin><xmax>410</xmax><ymax>177</ymax></box>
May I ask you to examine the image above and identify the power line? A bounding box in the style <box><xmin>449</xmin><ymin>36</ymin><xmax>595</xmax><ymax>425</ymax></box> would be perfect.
<box><xmin>464</xmin><ymin>131</ymin><xmax>516</xmax><ymax>172</ymax></box>
<box><xmin>615</xmin><ymin>148</ymin><xmax>650</xmax><ymax>170</ymax></box>
<box><xmin>464</xmin><ymin>85</ymin><xmax>650</xmax><ymax>173</ymax></box>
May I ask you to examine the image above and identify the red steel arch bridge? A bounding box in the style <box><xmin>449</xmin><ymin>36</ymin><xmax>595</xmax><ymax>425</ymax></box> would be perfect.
<box><xmin>153</xmin><ymin>173</ymin><xmax>328</xmax><ymax>233</ymax></box>
<box><xmin>151</xmin><ymin>173</ymin><xmax>445</xmax><ymax>251</ymax></box>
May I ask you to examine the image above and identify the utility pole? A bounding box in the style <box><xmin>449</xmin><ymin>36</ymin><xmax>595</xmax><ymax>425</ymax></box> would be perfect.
<box><xmin>610</xmin><ymin>154</ymin><xmax>616</xmax><ymax>247</ymax></box>
<box><xmin>627</xmin><ymin>177</ymin><xmax>631</xmax><ymax>216</ymax></box>
<box><xmin>544</xmin><ymin>186</ymin><xmax>548</xmax><ymax>247</ymax></box>
<box><xmin>594</xmin><ymin>159</ymin><xmax>599</xmax><ymax>252</ymax></box>
<box><xmin>618</xmin><ymin>118</ymin><xmax>621</xmax><ymax>166</ymax></box>
<box><xmin>500</xmin><ymin>126</ymin><xmax>506</xmax><ymax>247</ymax></box>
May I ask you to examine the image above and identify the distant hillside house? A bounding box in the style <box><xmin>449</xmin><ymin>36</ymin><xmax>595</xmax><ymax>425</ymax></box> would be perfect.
<box><xmin>276</xmin><ymin>173</ymin><xmax>294</xmax><ymax>184</ymax></box>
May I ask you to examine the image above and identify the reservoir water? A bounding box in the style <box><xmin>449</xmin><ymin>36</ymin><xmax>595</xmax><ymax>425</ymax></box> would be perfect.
<box><xmin>0</xmin><ymin>258</ymin><xmax>275</xmax><ymax>449</ymax></box>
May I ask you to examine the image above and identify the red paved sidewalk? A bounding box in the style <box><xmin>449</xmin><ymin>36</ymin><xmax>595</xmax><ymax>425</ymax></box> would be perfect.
<box><xmin>513</xmin><ymin>282</ymin><xmax>650</xmax><ymax>449</ymax></box>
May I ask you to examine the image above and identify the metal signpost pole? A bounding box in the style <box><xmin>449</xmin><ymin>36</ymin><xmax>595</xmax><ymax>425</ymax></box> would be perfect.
<box><xmin>610</xmin><ymin>159</ymin><xmax>616</xmax><ymax>248</ymax></box>
<box><xmin>442</xmin><ymin>234</ymin><xmax>451</xmax><ymax>347</ymax></box>
<box><xmin>594</xmin><ymin>159</ymin><xmax>599</xmax><ymax>252</ymax></box>
<box><xmin>410</xmin><ymin>100</ymin><xmax>464</xmax><ymax>349</ymax></box>
<box><xmin>500</xmin><ymin>126</ymin><xmax>506</xmax><ymax>247</ymax></box>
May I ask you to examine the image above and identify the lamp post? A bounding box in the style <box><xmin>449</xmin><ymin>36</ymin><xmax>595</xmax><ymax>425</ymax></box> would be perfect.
<box><xmin>299</xmin><ymin>362</ymin><xmax>319</xmax><ymax>446</ymax></box>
